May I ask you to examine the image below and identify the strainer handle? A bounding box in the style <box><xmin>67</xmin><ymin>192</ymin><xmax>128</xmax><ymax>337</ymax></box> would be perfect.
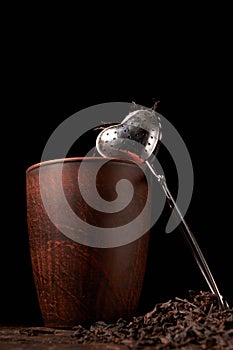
<box><xmin>146</xmin><ymin>159</ymin><xmax>228</xmax><ymax>310</ymax></box>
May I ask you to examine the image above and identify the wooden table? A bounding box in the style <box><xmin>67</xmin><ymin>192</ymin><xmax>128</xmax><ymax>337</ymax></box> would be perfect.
<box><xmin>0</xmin><ymin>326</ymin><xmax>127</xmax><ymax>350</ymax></box>
<box><xmin>0</xmin><ymin>326</ymin><xmax>202</xmax><ymax>350</ymax></box>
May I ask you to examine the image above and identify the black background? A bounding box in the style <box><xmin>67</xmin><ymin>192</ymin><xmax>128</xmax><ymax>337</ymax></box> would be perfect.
<box><xmin>1</xmin><ymin>7</ymin><xmax>232</xmax><ymax>325</ymax></box>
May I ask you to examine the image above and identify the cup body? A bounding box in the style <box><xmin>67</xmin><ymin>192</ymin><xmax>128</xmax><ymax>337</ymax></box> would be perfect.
<box><xmin>26</xmin><ymin>157</ymin><xmax>151</xmax><ymax>328</ymax></box>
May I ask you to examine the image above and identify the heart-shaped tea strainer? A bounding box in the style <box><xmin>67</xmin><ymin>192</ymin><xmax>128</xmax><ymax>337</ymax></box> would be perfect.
<box><xmin>96</xmin><ymin>108</ymin><xmax>162</xmax><ymax>162</ymax></box>
<box><xmin>96</xmin><ymin>107</ymin><xmax>228</xmax><ymax>309</ymax></box>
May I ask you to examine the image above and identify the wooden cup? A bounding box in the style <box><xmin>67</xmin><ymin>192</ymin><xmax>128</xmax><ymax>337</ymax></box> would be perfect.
<box><xmin>26</xmin><ymin>157</ymin><xmax>151</xmax><ymax>328</ymax></box>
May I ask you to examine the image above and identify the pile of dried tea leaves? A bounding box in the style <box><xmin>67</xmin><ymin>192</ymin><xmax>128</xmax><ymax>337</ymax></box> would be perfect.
<box><xmin>72</xmin><ymin>290</ymin><xmax>233</xmax><ymax>349</ymax></box>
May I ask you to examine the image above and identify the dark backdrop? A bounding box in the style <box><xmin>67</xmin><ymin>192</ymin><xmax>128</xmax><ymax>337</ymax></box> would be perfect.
<box><xmin>1</xmin><ymin>14</ymin><xmax>232</xmax><ymax>325</ymax></box>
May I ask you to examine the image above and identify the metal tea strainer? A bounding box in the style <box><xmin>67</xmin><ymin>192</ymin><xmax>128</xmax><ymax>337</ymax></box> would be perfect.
<box><xmin>96</xmin><ymin>107</ymin><xmax>228</xmax><ymax>309</ymax></box>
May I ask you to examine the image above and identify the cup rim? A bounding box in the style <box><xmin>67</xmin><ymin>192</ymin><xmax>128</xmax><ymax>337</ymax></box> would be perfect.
<box><xmin>26</xmin><ymin>157</ymin><xmax>139</xmax><ymax>173</ymax></box>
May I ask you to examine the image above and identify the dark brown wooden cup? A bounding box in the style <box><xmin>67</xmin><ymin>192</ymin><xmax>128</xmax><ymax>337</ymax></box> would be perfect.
<box><xmin>26</xmin><ymin>157</ymin><xmax>151</xmax><ymax>328</ymax></box>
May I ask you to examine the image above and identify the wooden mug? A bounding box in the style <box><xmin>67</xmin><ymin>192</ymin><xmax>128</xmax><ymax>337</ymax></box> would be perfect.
<box><xmin>26</xmin><ymin>157</ymin><xmax>151</xmax><ymax>328</ymax></box>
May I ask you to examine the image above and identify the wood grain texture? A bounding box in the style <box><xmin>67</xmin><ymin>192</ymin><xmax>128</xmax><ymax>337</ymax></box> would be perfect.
<box><xmin>26</xmin><ymin>158</ymin><xmax>151</xmax><ymax>328</ymax></box>
<box><xmin>0</xmin><ymin>327</ymin><xmax>128</xmax><ymax>349</ymax></box>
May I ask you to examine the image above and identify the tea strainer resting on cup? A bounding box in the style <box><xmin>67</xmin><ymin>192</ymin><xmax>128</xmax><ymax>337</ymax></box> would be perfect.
<box><xmin>96</xmin><ymin>107</ymin><xmax>228</xmax><ymax>310</ymax></box>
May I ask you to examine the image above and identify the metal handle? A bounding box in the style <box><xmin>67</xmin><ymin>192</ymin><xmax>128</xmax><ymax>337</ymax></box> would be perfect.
<box><xmin>146</xmin><ymin>159</ymin><xmax>228</xmax><ymax>310</ymax></box>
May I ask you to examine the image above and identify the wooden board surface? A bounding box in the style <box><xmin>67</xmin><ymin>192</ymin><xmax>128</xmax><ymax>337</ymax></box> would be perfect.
<box><xmin>0</xmin><ymin>326</ymin><xmax>201</xmax><ymax>350</ymax></box>
<box><xmin>0</xmin><ymin>327</ymin><xmax>128</xmax><ymax>349</ymax></box>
